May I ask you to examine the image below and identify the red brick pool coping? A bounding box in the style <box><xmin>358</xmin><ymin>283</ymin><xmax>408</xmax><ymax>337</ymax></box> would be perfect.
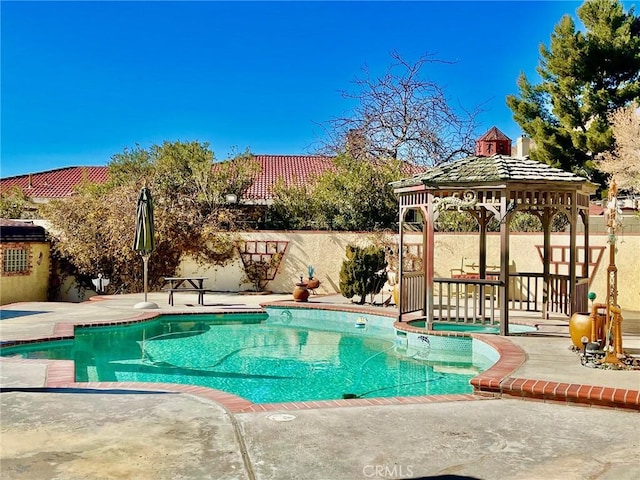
<box><xmin>1</xmin><ymin>302</ymin><xmax>638</xmax><ymax>412</ymax></box>
<box><xmin>393</xmin><ymin>319</ymin><xmax>639</xmax><ymax>411</ymax></box>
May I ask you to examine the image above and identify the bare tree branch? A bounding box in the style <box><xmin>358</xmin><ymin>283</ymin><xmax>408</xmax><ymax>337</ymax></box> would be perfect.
<box><xmin>597</xmin><ymin>102</ymin><xmax>640</xmax><ymax>193</ymax></box>
<box><xmin>316</xmin><ymin>51</ymin><xmax>482</xmax><ymax>167</ymax></box>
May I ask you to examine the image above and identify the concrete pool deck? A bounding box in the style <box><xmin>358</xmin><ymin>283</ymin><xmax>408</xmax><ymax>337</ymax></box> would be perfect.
<box><xmin>1</xmin><ymin>293</ymin><xmax>639</xmax><ymax>479</ymax></box>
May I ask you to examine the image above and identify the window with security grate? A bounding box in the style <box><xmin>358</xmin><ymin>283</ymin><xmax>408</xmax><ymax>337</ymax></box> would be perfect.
<box><xmin>3</xmin><ymin>248</ymin><xmax>29</xmax><ymax>273</ymax></box>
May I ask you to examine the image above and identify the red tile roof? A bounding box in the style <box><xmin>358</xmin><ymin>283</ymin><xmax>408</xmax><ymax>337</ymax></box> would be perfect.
<box><xmin>0</xmin><ymin>167</ymin><xmax>109</xmax><ymax>200</ymax></box>
<box><xmin>0</xmin><ymin>157</ymin><xmax>336</xmax><ymax>202</ymax></box>
<box><xmin>1</xmin><ymin>155</ymin><xmax>425</xmax><ymax>203</ymax></box>
<box><xmin>244</xmin><ymin>155</ymin><xmax>335</xmax><ymax>200</ymax></box>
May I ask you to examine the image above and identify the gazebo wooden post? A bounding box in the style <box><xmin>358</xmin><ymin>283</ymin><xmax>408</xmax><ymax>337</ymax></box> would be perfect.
<box><xmin>569</xmin><ymin>194</ymin><xmax>578</xmax><ymax>315</ymax></box>
<box><xmin>541</xmin><ymin>208</ymin><xmax>552</xmax><ymax>319</ymax></box>
<box><xmin>582</xmin><ymin>210</ymin><xmax>590</xmax><ymax>279</ymax></box>
<box><xmin>499</xmin><ymin>191</ymin><xmax>510</xmax><ymax>335</ymax></box>
<box><xmin>397</xmin><ymin>206</ymin><xmax>405</xmax><ymax>321</ymax></box>
<box><xmin>425</xmin><ymin>195</ymin><xmax>435</xmax><ymax>325</ymax></box>
<box><xmin>478</xmin><ymin>208</ymin><xmax>489</xmax><ymax>317</ymax></box>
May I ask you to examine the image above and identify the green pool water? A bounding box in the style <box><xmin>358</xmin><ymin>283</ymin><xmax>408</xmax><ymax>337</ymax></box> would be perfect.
<box><xmin>1</xmin><ymin>312</ymin><xmax>492</xmax><ymax>403</ymax></box>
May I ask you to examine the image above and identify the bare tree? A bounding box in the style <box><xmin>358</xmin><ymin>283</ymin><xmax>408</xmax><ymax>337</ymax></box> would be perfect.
<box><xmin>319</xmin><ymin>51</ymin><xmax>482</xmax><ymax>167</ymax></box>
<box><xmin>598</xmin><ymin>103</ymin><xmax>640</xmax><ymax>193</ymax></box>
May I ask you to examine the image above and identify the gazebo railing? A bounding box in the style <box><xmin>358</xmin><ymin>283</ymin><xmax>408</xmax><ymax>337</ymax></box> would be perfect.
<box><xmin>434</xmin><ymin>278</ymin><xmax>501</xmax><ymax>324</ymax></box>
<box><xmin>399</xmin><ymin>271</ymin><xmax>425</xmax><ymax>314</ymax></box>
<box><xmin>546</xmin><ymin>274</ymin><xmax>589</xmax><ymax>315</ymax></box>
<box><xmin>575</xmin><ymin>278</ymin><xmax>589</xmax><ymax>313</ymax></box>
<box><xmin>507</xmin><ymin>272</ymin><xmax>543</xmax><ymax>312</ymax></box>
<box><xmin>547</xmin><ymin>273</ymin><xmax>569</xmax><ymax>315</ymax></box>
<box><xmin>400</xmin><ymin>271</ymin><xmax>588</xmax><ymax>321</ymax></box>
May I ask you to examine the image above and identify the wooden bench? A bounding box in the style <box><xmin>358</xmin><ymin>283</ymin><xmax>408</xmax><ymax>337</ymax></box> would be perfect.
<box><xmin>167</xmin><ymin>288</ymin><xmax>205</xmax><ymax>306</ymax></box>
<box><xmin>162</xmin><ymin>276</ymin><xmax>209</xmax><ymax>306</ymax></box>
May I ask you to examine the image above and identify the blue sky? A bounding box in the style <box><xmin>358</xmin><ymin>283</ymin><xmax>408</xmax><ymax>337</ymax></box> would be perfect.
<box><xmin>1</xmin><ymin>1</ymin><xmax>595</xmax><ymax>178</ymax></box>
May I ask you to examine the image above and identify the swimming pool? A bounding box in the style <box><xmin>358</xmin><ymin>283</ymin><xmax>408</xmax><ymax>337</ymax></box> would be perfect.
<box><xmin>1</xmin><ymin>308</ymin><xmax>497</xmax><ymax>404</ymax></box>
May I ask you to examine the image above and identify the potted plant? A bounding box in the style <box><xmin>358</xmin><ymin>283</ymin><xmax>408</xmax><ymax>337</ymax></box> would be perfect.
<box><xmin>306</xmin><ymin>265</ymin><xmax>320</xmax><ymax>290</ymax></box>
<box><xmin>293</xmin><ymin>275</ymin><xmax>310</xmax><ymax>302</ymax></box>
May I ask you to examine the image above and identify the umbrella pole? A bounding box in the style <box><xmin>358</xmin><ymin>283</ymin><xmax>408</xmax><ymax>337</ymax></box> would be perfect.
<box><xmin>143</xmin><ymin>254</ymin><xmax>149</xmax><ymax>303</ymax></box>
<box><xmin>134</xmin><ymin>253</ymin><xmax>157</xmax><ymax>309</ymax></box>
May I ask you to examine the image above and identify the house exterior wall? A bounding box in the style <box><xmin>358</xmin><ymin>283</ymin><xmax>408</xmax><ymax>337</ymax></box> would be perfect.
<box><xmin>178</xmin><ymin>231</ymin><xmax>639</xmax><ymax>312</ymax></box>
<box><xmin>0</xmin><ymin>241</ymin><xmax>50</xmax><ymax>305</ymax></box>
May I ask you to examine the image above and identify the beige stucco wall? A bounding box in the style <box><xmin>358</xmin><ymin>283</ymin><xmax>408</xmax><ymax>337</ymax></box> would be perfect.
<box><xmin>178</xmin><ymin>231</ymin><xmax>639</xmax><ymax>311</ymax></box>
<box><xmin>14</xmin><ymin>224</ymin><xmax>637</xmax><ymax>311</ymax></box>
<box><xmin>178</xmin><ymin>231</ymin><xmax>376</xmax><ymax>295</ymax></box>
<box><xmin>0</xmin><ymin>242</ymin><xmax>51</xmax><ymax>305</ymax></box>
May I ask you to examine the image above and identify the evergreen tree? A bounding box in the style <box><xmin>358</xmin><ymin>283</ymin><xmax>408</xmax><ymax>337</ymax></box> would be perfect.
<box><xmin>507</xmin><ymin>0</ymin><xmax>640</xmax><ymax>183</ymax></box>
<box><xmin>339</xmin><ymin>245</ymin><xmax>387</xmax><ymax>305</ymax></box>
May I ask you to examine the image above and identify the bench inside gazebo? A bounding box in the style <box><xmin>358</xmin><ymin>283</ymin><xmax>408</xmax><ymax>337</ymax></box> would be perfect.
<box><xmin>391</xmin><ymin>131</ymin><xmax>597</xmax><ymax>335</ymax></box>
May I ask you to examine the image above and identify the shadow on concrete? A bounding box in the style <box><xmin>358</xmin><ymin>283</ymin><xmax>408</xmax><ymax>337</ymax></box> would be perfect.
<box><xmin>0</xmin><ymin>387</ymin><xmax>180</xmax><ymax>395</ymax></box>
<box><xmin>402</xmin><ymin>476</ymin><xmax>481</xmax><ymax>480</ymax></box>
<box><xmin>0</xmin><ymin>310</ymin><xmax>49</xmax><ymax>320</ymax></box>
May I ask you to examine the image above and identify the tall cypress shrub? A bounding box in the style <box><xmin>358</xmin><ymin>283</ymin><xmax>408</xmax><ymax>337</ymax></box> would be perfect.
<box><xmin>339</xmin><ymin>245</ymin><xmax>388</xmax><ymax>305</ymax></box>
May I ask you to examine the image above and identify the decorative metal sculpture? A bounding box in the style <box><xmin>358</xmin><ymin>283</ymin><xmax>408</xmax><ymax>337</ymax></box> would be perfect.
<box><xmin>602</xmin><ymin>179</ymin><xmax>624</xmax><ymax>365</ymax></box>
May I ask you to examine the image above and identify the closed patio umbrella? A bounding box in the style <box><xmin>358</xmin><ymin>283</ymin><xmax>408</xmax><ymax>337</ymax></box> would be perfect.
<box><xmin>133</xmin><ymin>186</ymin><xmax>157</xmax><ymax>308</ymax></box>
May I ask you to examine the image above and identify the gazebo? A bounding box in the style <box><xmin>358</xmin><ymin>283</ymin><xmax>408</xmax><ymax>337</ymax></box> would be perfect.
<box><xmin>390</xmin><ymin>130</ymin><xmax>597</xmax><ymax>335</ymax></box>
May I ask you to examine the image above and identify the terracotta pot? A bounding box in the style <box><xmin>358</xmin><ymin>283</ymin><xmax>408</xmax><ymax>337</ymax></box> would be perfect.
<box><xmin>306</xmin><ymin>278</ymin><xmax>320</xmax><ymax>290</ymax></box>
<box><xmin>569</xmin><ymin>312</ymin><xmax>592</xmax><ymax>348</ymax></box>
<box><xmin>293</xmin><ymin>283</ymin><xmax>309</xmax><ymax>302</ymax></box>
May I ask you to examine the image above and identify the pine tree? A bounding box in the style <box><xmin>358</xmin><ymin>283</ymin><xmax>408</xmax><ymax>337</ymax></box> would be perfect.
<box><xmin>507</xmin><ymin>0</ymin><xmax>640</xmax><ymax>184</ymax></box>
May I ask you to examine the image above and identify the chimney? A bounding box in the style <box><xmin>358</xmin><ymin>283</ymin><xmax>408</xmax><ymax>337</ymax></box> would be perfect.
<box><xmin>516</xmin><ymin>135</ymin><xmax>530</xmax><ymax>158</ymax></box>
<box><xmin>346</xmin><ymin>128</ymin><xmax>367</xmax><ymax>160</ymax></box>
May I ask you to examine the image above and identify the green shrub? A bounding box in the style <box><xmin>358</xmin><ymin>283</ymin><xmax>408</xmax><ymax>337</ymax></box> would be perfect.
<box><xmin>339</xmin><ymin>245</ymin><xmax>387</xmax><ymax>304</ymax></box>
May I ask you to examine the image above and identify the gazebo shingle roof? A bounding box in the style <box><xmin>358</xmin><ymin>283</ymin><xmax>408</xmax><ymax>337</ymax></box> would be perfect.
<box><xmin>391</xmin><ymin>155</ymin><xmax>591</xmax><ymax>189</ymax></box>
